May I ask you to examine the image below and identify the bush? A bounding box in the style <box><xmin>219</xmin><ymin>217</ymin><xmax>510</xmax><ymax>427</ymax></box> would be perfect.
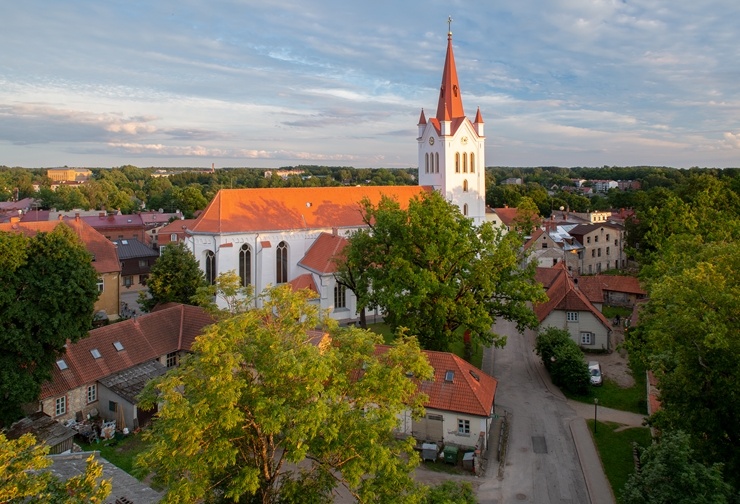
<box><xmin>536</xmin><ymin>327</ymin><xmax>590</xmax><ymax>395</ymax></box>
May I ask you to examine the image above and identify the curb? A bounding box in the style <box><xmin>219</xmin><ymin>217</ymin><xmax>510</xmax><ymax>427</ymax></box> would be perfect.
<box><xmin>569</xmin><ymin>417</ymin><xmax>616</xmax><ymax>504</ymax></box>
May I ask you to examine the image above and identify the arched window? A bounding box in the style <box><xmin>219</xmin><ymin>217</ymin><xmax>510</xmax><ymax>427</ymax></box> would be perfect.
<box><xmin>334</xmin><ymin>284</ymin><xmax>346</xmax><ymax>309</ymax></box>
<box><xmin>435</xmin><ymin>153</ymin><xmax>439</xmax><ymax>173</ymax></box>
<box><xmin>463</xmin><ymin>179</ymin><xmax>469</xmax><ymax>192</ymax></box>
<box><xmin>463</xmin><ymin>204</ymin><xmax>469</xmax><ymax>216</ymax></box>
<box><xmin>239</xmin><ymin>244</ymin><xmax>251</xmax><ymax>287</ymax></box>
<box><xmin>276</xmin><ymin>241</ymin><xmax>288</xmax><ymax>284</ymax></box>
<box><xmin>455</xmin><ymin>153</ymin><xmax>460</xmax><ymax>173</ymax></box>
<box><xmin>463</xmin><ymin>152</ymin><xmax>468</xmax><ymax>173</ymax></box>
<box><xmin>205</xmin><ymin>250</ymin><xmax>216</xmax><ymax>285</ymax></box>
<box><xmin>425</xmin><ymin>153</ymin><xmax>429</xmax><ymax>174</ymax></box>
<box><xmin>470</xmin><ymin>153</ymin><xmax>475</xmax><ymax>173</ymax></box>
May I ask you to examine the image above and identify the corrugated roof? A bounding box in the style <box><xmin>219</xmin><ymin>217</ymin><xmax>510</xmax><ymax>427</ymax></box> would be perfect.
<box><xmin>188</xmin><ymin>186</ymin><xmax>431</xmax><ymax>234</ymax></box>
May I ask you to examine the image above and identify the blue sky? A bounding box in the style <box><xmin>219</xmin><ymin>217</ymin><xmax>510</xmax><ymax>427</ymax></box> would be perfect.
<box><xmin>1</xmin><ymin>0</ymin><xmax>739</xmax><ymax>169</ymax></box>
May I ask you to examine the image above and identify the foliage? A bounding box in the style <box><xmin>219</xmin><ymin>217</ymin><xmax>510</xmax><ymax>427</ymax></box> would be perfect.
<box><xmin>535</xmin><ymin>327</ymin><xmax>590</xmax><ymax>395</ymax></box>
<box><xmin>512</xmin><ymin>196</ymin><xmax>540</xmax><ymax>235</ymax></box>
<box><xmin>0</xmin><ymin>432</ymin><xmax>111</xmax><ymax>503</ymax></box>
<box><xmin>425</xmin><ymin>481</ymin><xmax>477</xmax><ymax>503</ymax></box>
<box><xmin>0</xmin><ymin>224</ymin><xmax>99</xmax><ymax>425</ymax></box>
<box><xmin>191</xmin><ymin>270</ymin><xmax>254</xmax><ymax>318</ymax></box>
<box><xmin>138</xmin><ymin>242</ymin><xmax>207</xmax><ymax>312</ymax></box>
<box><xmin>337</xmin><ymin>191</ymin><xmax>546</xmax><ymax>351</ymax></box>
<box><xmin>136</xmin><ymin>285</ymin><xmax>434</xmax><ymax>504</ymax></box>
<box><xmin>565</xmin><ymin>358</ymin><xmax>648</xmax><ymax>415</ymax></box>
<box><xmin>622</xmin><ymin>430</ymin><xmax>733</xmax><ymax>504</ymax></box>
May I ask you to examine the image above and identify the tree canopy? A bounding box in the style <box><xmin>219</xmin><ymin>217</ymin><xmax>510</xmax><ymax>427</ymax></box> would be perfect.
<box><xmin>336</xmin><ymin>191</ymin><xmax>545</xmax><ymax>351</ymax></box>
<box><xmin>136</xmin><ymin>286</ymin><xmax>433</xmax><ymax>503</ymax></box>
<box><xmin>138</xmin><ymin>242</ymin><xmax>207</xmax><ymax>312</ymax></box>
<box><xmin>0</xmin><ymin>224</ymin><xmax>99</xmax><ymax>425</ymax></box>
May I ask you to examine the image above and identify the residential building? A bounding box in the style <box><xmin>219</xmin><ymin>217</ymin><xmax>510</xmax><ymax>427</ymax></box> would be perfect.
<box><xmin>140</xmin><ymin>210</ymin><xmax>184</xmax><ymax>250</ymax></box>
<box><xmin>154</xmin><ymin>218</ymin><xmax>196</xmax><ymax>253</ymax></box>
<box><xmin>81</xmin><ymin>213</ymin><xmax>146</xmax><ymax>243</ymax></box>
<box><xmin>567</xmin><ymin>222</ymin><xmax>625</xmax><ymax>274</ymax></box>
<box><xmin>114</xmin><ymin>238</ymin><xmax>159</xmax><ymax>290</ymax></box>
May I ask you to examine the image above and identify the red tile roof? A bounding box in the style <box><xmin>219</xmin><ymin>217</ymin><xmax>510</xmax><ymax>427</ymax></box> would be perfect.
<box><xmin>0</xmin><ymin>218</ymin><xmax>120</xmax><ymax>274</ymax></box>
<box><xmin>40</xmin><ymin>304</ymin><xmax>214</xmax><ymax>400</ymax></box>
<box><xmin>492</xmin><ymin>207</ymin><xmax>520</xmax><ymax>227</ymax></box>
<box><xmin>188</xmin><ymin>186</ymin><xmax>431</xmax><ymax>234</ymax></box>
<box><xmin>299</xmin><ymin>232</ymin><xmax>348</xmax><ymax>274</ymax></box>
<box><xmin>288</xmin><ymin>273</ymin><xmax>319</xmax><ymax>295</ymax></box>
<box><xmin>81</xmin><ymin>214</ymin><xmax>144</xmax><ymax>230</ymax></box>
<box><xmin>375</xmin><ymin>345</ymin><xmax>497</xmax><ymax>418</ymax></box>
<box><xmin>534</xmin><ymin>264</ymin><xmax>611</xmax><ymax>329</ymax></box>
<box><xmin>575</xmin><ymin>276</ymin><xmax>605</xmax><ymax>304</ymax></box>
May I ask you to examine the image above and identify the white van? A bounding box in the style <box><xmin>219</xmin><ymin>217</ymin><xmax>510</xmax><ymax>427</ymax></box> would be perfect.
<box><xmin>588</xmin><ymin>361</ymin><xmax>603</xmax><ymax>386</ymax></box>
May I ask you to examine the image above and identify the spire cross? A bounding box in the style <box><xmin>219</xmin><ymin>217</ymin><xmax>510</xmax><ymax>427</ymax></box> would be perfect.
<box><xmin>447</xmin><ymin>16</ymin><xmax>453</xmax><ymax>35</ymax></box>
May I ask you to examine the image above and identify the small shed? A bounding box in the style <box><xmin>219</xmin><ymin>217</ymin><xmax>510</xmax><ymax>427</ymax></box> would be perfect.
<box><xmin>6</xmin><ymin>412</ymin><xmax>77</xmax><ymax>455</ymax></box>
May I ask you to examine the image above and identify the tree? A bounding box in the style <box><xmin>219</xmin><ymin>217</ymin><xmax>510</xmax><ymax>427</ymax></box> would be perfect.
<box><xmin>512</xmin><ymin>196</ymin><xmax>540</xmax><ymax>235</ymax></box>
<box><xmin>535</xmin><ymin>327</ymin><xmax>590</xmax><ymax>395</ymax></box>
<box><xmin>1</xmin><ymin>432</ymin><xmax>111</xmax><ymax>503</ymax></box>
<box><xmin>425</xmin><ymin>481</ymin><xmax>477</xmax><ymax>504</ymax></box>
<box><xmin>191</xmin><ymin>270</ymin><xmax>254</xmax><ymax>318</ymax></box>
<box><xmin>0</xmin><ymin>225</ymin><xmax>99</xmax><ymax>425</ymax></box>
<box><xmin>136</xmin><ymin>286</ymin><xmax>433</xmax><ymax>504</ymax></box>
<box><xmin>138</xmin><ymin>242</ymin><xmax>207</xmax><ymax>312</ymax></box>
<box><xmin>622</xmin><ymin>431</ymin><xmax>732</xmax><ymax>504</ymax></box>
<box><xmin>337</xmin><ymin>191</ymin><xmax>546</xmax><ymax>351</ymax></box>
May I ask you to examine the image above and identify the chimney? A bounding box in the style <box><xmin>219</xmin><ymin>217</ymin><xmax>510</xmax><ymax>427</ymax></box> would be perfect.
<box><xmin>99</xmin><ymin>212</ymin><xmax>105</xmax><ymax>219</ymax></box>
<box><xmin>10</xmin><ymin>216</ymin><xmax>20</xmax><ymax>223</ymax></box>
<box><xmin>58</xmin><ymin>214</ymin><xmax>64</xmax><ymax>221</ymax></box>
<box><xmin>75</xmin><ymin>212</ymin><xmax>80</xmax><ymax>221</ymax></box>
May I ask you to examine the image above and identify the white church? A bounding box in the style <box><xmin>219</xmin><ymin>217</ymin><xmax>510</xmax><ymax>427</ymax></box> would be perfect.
<box><xmin>185</xmin><ymin>28</ymin><xmax>487</xmax><ymax>321</ymax></box>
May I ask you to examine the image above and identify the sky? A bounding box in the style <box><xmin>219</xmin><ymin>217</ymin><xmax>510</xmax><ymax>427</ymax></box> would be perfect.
<box><xmin>1</xmin><ymin>1</ymin><xmax>739</xmax><ymax>170</ymax></box>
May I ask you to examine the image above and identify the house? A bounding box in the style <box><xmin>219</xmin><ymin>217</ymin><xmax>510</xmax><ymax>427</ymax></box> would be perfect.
<box><xmin>81</xmin><ymin>213</ymin><xmax>146</xmax><ymax>243</ymax></box>
<box><xmin>113</xmin><ymin>237</ymin><xmax>159</xmax><ymax>290</ymax></box>
<box><xmin>385</xmin><ymin>346</ymin><xmax>497</xmax><ymax>452</ymax></box>
<box><xmin>181</xmin><ymin>29</ymin><xmax>487</xmax><ymax>321</ymax></box>
<box><xmin>0</xmin><ymin>216</ymin><xmax>122</xmax><ymax>319</ymax></box>
<box><xmin>155</xmin><ymin>218</ymin><xmax>197</xmax><ymax>253</ymax></box>
<box><xmin>578</xmin><ymin>275</ymin><xmax>646</xmax><ymax>308</ymax></box>
<box><xmin>38</xmin><ymin>304</ymin><xmax>214</xmax><ymax>430</ymax></box>
<box><xmin>141</xmin><ymin>210</ymin><xmax>184</xmax><ymax>250</ymax></box>
<box><xmin>568</xmin><ymin>222</ymin><xmax>625</xmax><ymax>274</ymax></box>
<box><xmin>534</xmin><ymin>264</ymin><xmax>613</xmax><ymax>351</ymax></box>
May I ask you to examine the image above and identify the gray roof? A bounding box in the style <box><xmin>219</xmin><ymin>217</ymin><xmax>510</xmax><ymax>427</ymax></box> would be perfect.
<box><xmin>99</xmin><ymin>360</ymin><xmax>167</xmax><ymax>404</ymax></box>
<box><xmin>113</xmin><ymin>238</ymin><xmax>159</xmax><ymax>261</ymax></box>
<box><xmin>6</xmin><ymin>412</ymin><xmax>76</xmax><ymax>449</ymax></box>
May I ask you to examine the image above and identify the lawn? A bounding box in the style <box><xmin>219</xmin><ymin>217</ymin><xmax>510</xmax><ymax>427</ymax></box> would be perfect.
<box><xmin>365</xmin><ymin>322</ymin><xmax>483</xmax><ymax>368</ymax></box>
<box><xmin>565</xmin><ymin>358</ymin><xmax>647</xmax><ymax>415</ymax></box>
<box><xmin>78</xmin><ymin>432</ymin><xmax>149</xmax><ymax>477</ymax></box>
<box><xmin>587</xmin><ymin>420</ymin><xmax>652</xmax><ymax>503</ymax></box>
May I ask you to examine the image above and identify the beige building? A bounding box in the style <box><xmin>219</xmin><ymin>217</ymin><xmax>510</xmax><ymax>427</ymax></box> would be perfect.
<box><xmin>47</xmin><ymin>168</ymin><xmax>92</xmax><ymax>182</ymax></box>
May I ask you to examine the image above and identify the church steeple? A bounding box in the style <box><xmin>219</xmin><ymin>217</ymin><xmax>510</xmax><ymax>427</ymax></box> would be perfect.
<box><xmin>435</xmin><ymin>18</ymin><xmax>465</xmax><ymax>122</ymax></box>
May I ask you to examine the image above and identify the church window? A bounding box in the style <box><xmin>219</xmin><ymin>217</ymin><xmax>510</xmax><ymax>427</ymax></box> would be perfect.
<box><xmin>455</xmin><ymin>153</ymin><xmax>460</xmax><ymax>173</ymax></box>
<box><xmin>276</xmin><ymin>241</ymin><xmax>288</xmax><ymax>284</ymax></box>
<box><xmin>239</xmin><ymin>244</ymin><xmax>251</xmax><ymax>287</ymax></box>
<box><xmin>205</xmin><ymin>250</ymin><xmax>216</xmax><ymax>285</ymax></box>
<box><xmin>462</xmin><ymin>152</ymin><xmax>468</xmax><ymax>173</ymax></box>
<box><xmin>334</xmin><ymin>284</ymin><xmax>346</xmax><ymax>309</ymax></box>
<box><xmin>435</xmin><ymin>153</ymin><xmax>439</xmax><ymax>173</ymax></box>
<box><xmin>463</xmin><ymin>179</ymin><xmax>469</xmax><ymax>192</ymax></box>
<box><xmin>463</xmin><ymin>204</ymin><xmax>468</xmax><ymax>216</ymax></box>
<box><xmin>470</xmin><ymin>153</ymin><xmax>475</xmax><ymax>173</ymax></box>
<box><xmin>425</xmin><ymin>153</ymin><xmax>429</xmax><ymax>174</ymax></box>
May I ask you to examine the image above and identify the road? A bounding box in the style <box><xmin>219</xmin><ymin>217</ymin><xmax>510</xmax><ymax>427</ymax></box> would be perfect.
<box><xmin>475</xmin><ymin>318</ymin><xmax>591</xmax><ymax>504</ymax></box>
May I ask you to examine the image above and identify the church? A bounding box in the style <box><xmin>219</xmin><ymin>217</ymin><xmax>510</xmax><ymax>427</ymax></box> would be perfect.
<box><xmin>185</xmin><ymin>27</ymin><xmax>487</xmax><ymax>321</ymax></box>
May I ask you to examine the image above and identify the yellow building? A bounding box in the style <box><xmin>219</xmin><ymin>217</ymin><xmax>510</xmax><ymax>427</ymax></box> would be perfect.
<box><xmin>47</xmin><ymin>168</ymin><xmax>92</xmax><ymax>182</ymax></box>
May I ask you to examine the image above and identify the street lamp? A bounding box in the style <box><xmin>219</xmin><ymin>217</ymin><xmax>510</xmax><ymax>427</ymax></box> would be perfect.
<box><xmin>593</xmin><ymin>398</ymin><xmax>599</xmax><ymax>434</ymax></box>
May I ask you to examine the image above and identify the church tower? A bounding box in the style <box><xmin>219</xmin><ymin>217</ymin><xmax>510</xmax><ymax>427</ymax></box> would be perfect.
<box><xmin>418</xmin><ymin>19</ymin><xmax>486</xmax><ymax>224</ymax></box>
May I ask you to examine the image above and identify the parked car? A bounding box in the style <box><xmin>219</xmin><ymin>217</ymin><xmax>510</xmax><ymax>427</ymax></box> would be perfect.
<box><xmin>588</xmin><ymin>361</ymin><xmax>603</xmax><ymax>386</ymax></box>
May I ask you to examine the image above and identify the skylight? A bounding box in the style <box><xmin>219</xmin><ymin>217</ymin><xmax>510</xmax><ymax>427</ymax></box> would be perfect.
<box><xmin>56</xmin><ymin>359</ymin><xmax>68</xmax><ymax>370</ymax></box>
<box><xmin>113</xmin><ymin>341</ymin><xmax>124</xmax><ymax>351</ymax></box>
<box><xmin>91</xmin><ymin>348</ymin><xmax>101</xmax><ymax>359</ymax></box>
<box><xmin>444</xmin><ymin>370</ymin><xmax>454</xmax><ymax>382</ymax></box>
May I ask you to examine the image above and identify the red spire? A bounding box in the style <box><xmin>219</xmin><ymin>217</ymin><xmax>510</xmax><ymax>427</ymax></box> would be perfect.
<box><xmin>475</xmin><ymin>107</ymin><xmax>484</xmax><ymax>123</ymax></box>
<box><xmin>418</xmin><ymin>108</ymin><xmax>427</xmax><ymax>125</ymax></box>
<box><xmin>435</xmin><ymin>31</ymin><xmax>465</xmax><ymax>122</ymax></box>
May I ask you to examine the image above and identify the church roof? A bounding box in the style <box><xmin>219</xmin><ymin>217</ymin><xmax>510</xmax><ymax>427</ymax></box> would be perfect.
<box><xmin>188</xmin><ymin>186</ymin><xmax>431</xmax><ymax>234</ymax></box>
<box><xmin>299</xmin><ymin>232</ymin><xmax>348</xmax><ymax>275</ymax></box>
<box><xmin>436</xmin><ymin>31</ymin><xmax>465</xmax><ymax>122</ymax></box>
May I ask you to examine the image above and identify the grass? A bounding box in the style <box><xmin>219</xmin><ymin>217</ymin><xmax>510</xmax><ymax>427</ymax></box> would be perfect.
<box><xmin>587</xmin><ymin>420</ymin><xmax>652</xmax><ymax>503</ymax></box>
<box><xmin>365</xmin><ymin>322</ymin><xmax>483</xmax><ymax>368</ymax></box>
<box><xmin>79</xmin><ymin>432</ymin><xmax>150</xmax><ymax>476</ymax></box>
<box><xmin>565</xmin><ymin>357</ymin><xmax>648</xmax><ymax>415</ymax></box>
<box><xmin>602</xmin><ymin>305</ymin><xmax>632</xmax><ymax>320</ymax></box>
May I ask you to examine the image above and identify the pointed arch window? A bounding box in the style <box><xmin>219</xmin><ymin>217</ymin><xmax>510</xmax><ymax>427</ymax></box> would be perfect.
<box><xmin>425</xmin><ymin>153</ymin><xmax>429</xmax><ymax>174</ymax></box>
<box><xmin>463</xmin><ymin>152</ymin><xmax>468</xmax><ymax>173</ymax></box>
<box><xmin>239</xmin><ymin>244</ymin><xmax>251</xmax><ymax>287</ymax></box>
<box><xmin>470</xmin><ymin>153</ymin><xmax>475</xmax><ymax>173</ymax></box>
<box><xmin>455</xmin><ymin>153</ymin><xmax>460</xmax><ymax>173</ymax></box>
<box><xmin>463</xmin><ymin>179</ymin><xmax>469</xmax><ymax>192</ymax></box>
<box><xmin>435</xmin><ymin>153</ymin><xmax>439</xmax><ymax>173</ymax></box>
<box><xmin>463</xmin><ymin>204</ymin><xmax>469</xmax><ymax>216</ymax></box>
<box><xmin>276</xmin><ymin>241</ymin><xmax>288</xmax><ymax>284</ymax></box>
<box><xmin>205</xmin><ymin>250</ymin><xmax>216</xmax><ymax>285</ymax></box>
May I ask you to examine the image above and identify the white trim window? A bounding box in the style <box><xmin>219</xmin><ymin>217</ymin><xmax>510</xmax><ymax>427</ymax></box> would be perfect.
<box><xmin>334</xmin><ymin>284</ymin><xmax>347</xmax><ymax>310</ymax></box>
<box><xmin>457</xmin><ymin>418</ymin><xmax>470</xmax><ymax>435</ymax></box>
<box><xmin>96</xmin><ymin>277</ymin><xmax>104</xmax><ymax>293</ymax></box>
<box><xmin>567</xmin><ymin>311</ymin><xmax>579</xmax><ymax>322</ymax></box>
<box><xmin>55</xmin><ymin>396</ymin><xmax>66</xmax><ymax>416</ymax></box>
<box><xmin>87</xmin><ymin>384</ymin><xmax>97</xmax><ymax>403</ymax></box>
<box><xmin>580</xmin><ymin>332</ymin><xmax>594</xmax><ymax>345</ymax></box>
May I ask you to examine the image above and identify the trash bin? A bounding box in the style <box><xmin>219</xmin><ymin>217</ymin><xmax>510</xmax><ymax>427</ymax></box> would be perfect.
<box><xmin>443</xmin><ymin>445</ymin><xmax>458</xmax><ymax>464</ymax></box>
<box><xmin>462</xmin><ymin>451</ymin><xmax>475</xmax><ymax>471</ymax></box>
<box><xmin>422</xmin><ymin>443</ymin><xmax>438</xmax><ymax>462</ymax></box>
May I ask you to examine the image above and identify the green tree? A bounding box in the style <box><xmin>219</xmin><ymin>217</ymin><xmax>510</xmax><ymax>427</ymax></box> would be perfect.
<box><xmin>0</xmin><ymin>432</ymin><xmax>111</xmax><ymax>503</ymax></box>
<box><xmin>512</xmin><ymin>196</ymin><xmax>540</xmax><ymax>235</ymax></box>
<box><xmin>338</xmin><ymin>191</ymin><xmax>545</xmax><ymax>351</ymax></box>
<box><xmin>139</xmin><ymin>242</ymin><xmax>207</xmax><ymax>312</ymax></box>
<box><xmin>535</xmin><ymin>327</ymin><xmax>590</xmax><ymax>395</ymax></box>
<box><xmin>425</xmin><ymin>481</ymin><xmax>477</xmax><ymax>503</ymax></box>
<box><xmin>136</xmin><ymin>286</ymin><xmax>433</xmax><ymax>504</ymax></box>
<box><xmin>191</xmin><ymin>270</ymin><xmax>253</xmax><ymax>318</ymax></box>
<box><xmin>622</xmin><ymin>431</ymin><xmax>732</xmax><ymax>504</ymax></box>
<box><xmin>0</xmin><ymin>225</ymin><xmax>99</xmax><ymax>425</ymax></box>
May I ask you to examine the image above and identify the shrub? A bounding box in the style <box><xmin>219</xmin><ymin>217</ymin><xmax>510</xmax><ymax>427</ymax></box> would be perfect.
<box><xmin>536</xmin><ymin>327</ymin><xmax>590</xmax><ymax>395</ymax></box>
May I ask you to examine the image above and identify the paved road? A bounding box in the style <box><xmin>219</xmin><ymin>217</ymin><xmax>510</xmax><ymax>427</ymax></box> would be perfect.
<box><xmin>476</xmin><ymin>319</ymin><xmax>592</xmax><ymax>504</ymax></box>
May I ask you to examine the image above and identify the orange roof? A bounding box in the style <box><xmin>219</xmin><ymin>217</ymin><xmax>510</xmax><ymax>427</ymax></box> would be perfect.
<box><xmin>575</xmin><ymin>276</ymin><xmax>605</xmax><ymax>304</ymax></box>
<box><xmin>41</xmin><ymin>304</ymin><xmax>214</xmax><ymax>400</ymax></box>
<box><xmin>436</xmin><ymin>33</ymin><xmax>465</xmax><ymax>122</ymax></box>
<box><xmin>299</xmin><ymin>232</ymin><xmax>348</xmax><ymax>274</ymax></box>
<box><xmin>492</xmin><ymin>207</ymin><xmax>520</xmax><ymax>227</ymax></box>
<box><xmin>188</xmin><ymin>186</ymin><xmax>431</xmax><ymax>234</ymax></box>
<box><xmin>288</xmin><ymin>273</ymin><xmax>318</xmax><ymax>295</ymax></box>
<box><xmin>375</xmin><ymin>345</ymin><xmax>497</xmax><ymax>418</ymax></box>
<box><xmin>0</xmin><ymin>218</ymin><xmax>120</xmax><ymax>274</ymax></box>
<box><xmin>534</xmin><ymin>265</ymin><xmax>611</xmax><ymax>329</ymax></box>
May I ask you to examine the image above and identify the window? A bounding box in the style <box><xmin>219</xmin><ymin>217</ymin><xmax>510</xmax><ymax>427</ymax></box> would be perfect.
<box><xmin>166</xmin><ymin>351</ymin><xmax>178</xmax><ymax>368</ymax></box>
<box><xmin>606</xmin><ymin>233</ymin><xmax>610</xmax><ymax>241</ymax></box>
<box><xmin>591</xmin><ymin>249</ymin><xmax>595</xmax><ymax>258</ymax></box>
<box><xmin>123</xmin><ymin>275</ymin><xmax>133</xmax><ymax>287</ymax></box>
<box><xmin>587</xmin><ymin>237</ymin><xmax>591</xmax><ymax>244</ymax></box>
<box><xmin>455</xmin><ymin>153</ymin><xmax>460</xmax><ymax>173</ymax></box>
<box><xmin>606</xmin><ymin>246</ymin><xmax>610</xmax><ymax>256</ymax></box>
<box><xmin>205</xmin><ymin>250</ymin><xmax>216</xmax><ymax>285</ymax></box>
<box><xmin>425</xmin><ymin>153</ymin><xmax>429</xmax><ymax>174</ymax></box>
<box><xmin>435</xmin><ymin>153</ymin><xmax>439</xmax><ymax>173</ymax></box>
<box><xmin>598</xmin><ymin>248</ymin><xmax>601</xmax><ymax>257</ymax></box>
<box><xmin>239</xmin><ymin>245</ymin><xmax>252</xmax><ymax>287</ymax></box>
<box><xmin>462</xmin><ymin>152</ymin><xmax>468</xmax><ymax>173</ymax></box>
<box><xmin>580</xmin><ymin>332</ymin><xmax>593</xmax><ymax>345</ymax></box>
<box><xmin>595</xmin><ymin>235</ymin><xmax>599</xmax><ymax>243</ymax></box>
<box><xmin>170</xmin><ymin>233</ymin><xmax>177</xmax><ymax>241</ymax></box>
<box><xmin>463</xmin><ymin>179</ymin><xmax>468</xmax><ymax>192</ymax></box>
<box><xmin>334</xmin><ymin>284</ymin><xmax>346</xmax><ymax>309</ymax></box>
<box><xmin>614</xmin><ymin>239</ymin><xmax>618</xmax><ymax>246</ymax></box>
<box><xmin>96</xmin><ymin>277</ymin><xmax>104</xmax><ymax>293</ymax></box>
<box><xmin>463</xmin><ymin>203</ymin><xmax>468</xmax><ymax>216</ymax></box>
<box><xmin>56</xmin><ymin>359</ymin><xmax>68</xmax><ymax>371</ymax></box>
<box><xmin>138</xmin><ymin>259</ymin><xmax>148</xmax><ymax>268</ymax></box>
<box><xmin>113</xmin><ymin>341</ymin><xmax>124</xmax><ymax>351</ymax></box>
<box><xmin>445</xmin><ymin>370</ymin><xmax>455</xmax><ymax>382</ymax></box>
<box><xmin>87</xmin><ymin>384</ymin><xmax>97</xmax><ymax>403</ymax></box>
<box><xmin>276</xmin><ymin>241</ymin><xmax>288</xmax><ymax>284</ymax></box>
<box><xmin>567</xmin><ymin>311</ymin><xmax>579</xmax><ymax>322</ymax></box>
<box><xmin>457</xmin><ymin>419</ymin><xmax>470</xmax><ymax>435</ymax></box>
<box><xmin>109</xmin><ymin>401</ymin><xmax>117</xmax><ymax>413</ymax></box>
<box><xmin>470</xmin><ymin>152</ymin><xmax>475</xmax><ymax>173</ymax></box>
<box><xmin>90</xmin><ymin>348</ymin><xmax>101</xmax><ymax>359</ymax></box>
<box><xmin>542</xmin><ymin>243</ymin><xmax>547</xmax><ymax>248</ymax></box>
<box><xmin>139</xmin><ymin>274</ymin><xmax>148</xmax><ymax>285</ymax></box>
<box><xmin>55</xmin><ymin>396</ymin><xmax>66</xmax><ymax>416</ymax></box>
